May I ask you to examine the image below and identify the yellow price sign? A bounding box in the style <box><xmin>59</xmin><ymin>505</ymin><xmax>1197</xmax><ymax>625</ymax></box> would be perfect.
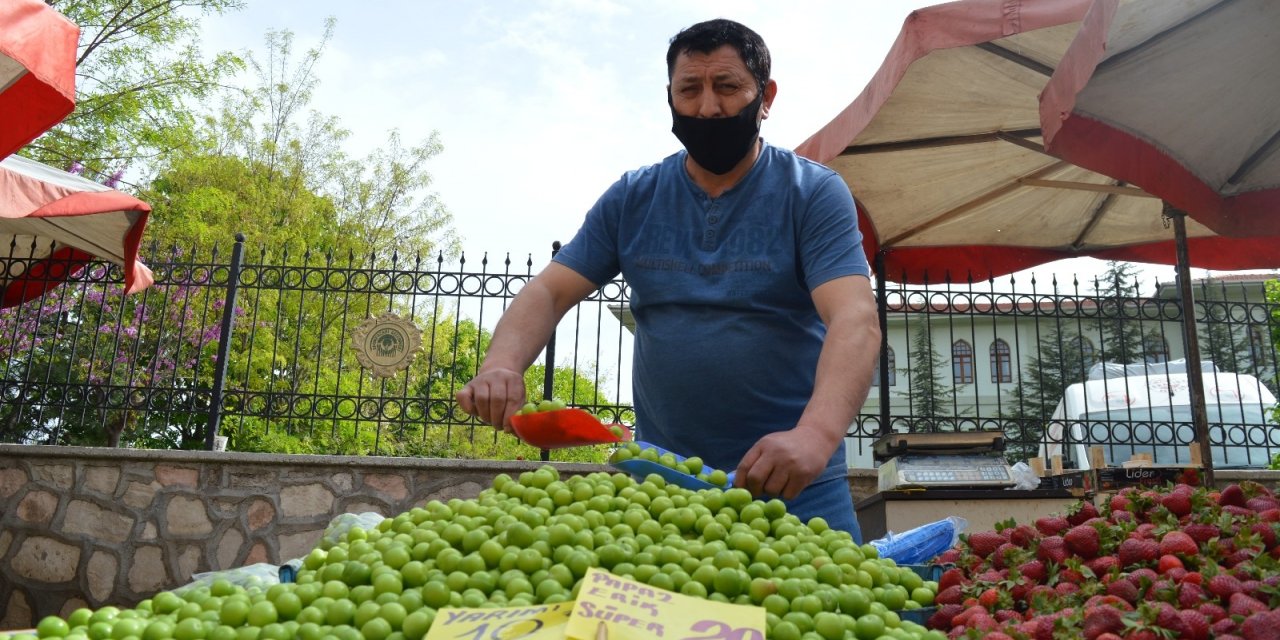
<box><xmin>424</xmin><ymin>602</ymin><xmax>573</xmax><ymax>640</ymax></box>
<box><xmin>565</xmin><ymin>568</ymin><xmax>766</xmax><ymax>640</ymax></box>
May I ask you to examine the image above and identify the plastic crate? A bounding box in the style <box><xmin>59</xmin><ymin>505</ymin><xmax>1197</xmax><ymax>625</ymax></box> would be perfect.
<box><xmin>900</xmin><ymin>563</ymin><xmax>947</xmax><ymax>582</ymax></box>
<box><xmin>896</xmin><ymin>606</ymin><xmax>937</xmax><ymax>626</ymax></box>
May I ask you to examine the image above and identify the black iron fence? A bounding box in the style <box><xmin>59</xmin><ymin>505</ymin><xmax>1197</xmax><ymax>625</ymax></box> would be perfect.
<box><xmin>2</xmin><ymin>236</ymin><xmax>1278</xmax><ymax>468</ymax></box>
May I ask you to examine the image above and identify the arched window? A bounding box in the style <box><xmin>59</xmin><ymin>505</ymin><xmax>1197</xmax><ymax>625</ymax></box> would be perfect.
<box><xmin>953</xmin><ymin>340</ymin><xmax>974</xmax><ymax>384</ymax></box>
<box><xmin>990</xmin><ymin>339</ymin><xmax>1012</xmax><ymax>383</ymax></box>
<box><xmin>1144</xmin><ymin>335</ymin><xmax>1169</xmax><ymax>364</ymax></box>
<box><xmin>871</xmin><ymin>347</ymin><xmax>897</xmax><ymax>387</ymax></box>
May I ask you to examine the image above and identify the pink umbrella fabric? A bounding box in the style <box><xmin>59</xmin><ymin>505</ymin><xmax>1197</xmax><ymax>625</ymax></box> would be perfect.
<box><xmin>1</xmin><ymin>154</ymin><xmax>153</xmax><ymax>308</ymax></box>
<box><xmin>0</xmin><ymin>0</ymin><xmax>77</xmax><ymax>159</ymax></box>
<box><xmin>1041</xmin><ymin>0</ymin><xmax>1280</xmax><ymax>237</ymax></box>
<box><xmin>794</xmin><ymin>0</ymin><xmax>1280</xmax><ymax>284</ymax></box>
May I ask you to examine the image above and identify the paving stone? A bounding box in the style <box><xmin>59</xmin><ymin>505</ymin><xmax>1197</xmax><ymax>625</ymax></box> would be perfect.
<box><xmin>246</xmin><ymin>498</ymin><xmax>276</xmax><ymax>531</ymax></box>
<box><xmin>30</xmin><ymin>463</ymin><xmax>73</xmax><ymax>489</ymax></box>
<box><xmin>165</xmin><ymin>495</ymin><xmax>212</xmax><ymax>537</ymax></box>
<box><xmin>0</xmin><ymin>467</ymin><xmax>27</xmax><ymax>498</ymax></box>
<box><xmin>331</xmin><ymin>473</ymin><xmax>353</xmax><ymax>493</ymax></box>
<box><xmin>362</xmin><ymin>473</ymin><xmax>408</xmax><ymax>501</ymax></box>
<box><xmin>216</xmin><ymin>528</ymin><xmax>244</xmax><ymax>570</ymax></box>
<box><xmin>16</xmin><ymin>490</ymin><xmax>57</xmax><ymax>524</ymax></box>
<box><xmin>229</xmin><ymin>472</ymin><xmax>274</xmax><ymax>490</ymax></box>
<box><xmin>244</xmin><ymin>541</ymin><xmax>268</xmax><ymax>565</ymax></box>
<box><xmin>0</xmin><ymin>530</ymin><xmax>12</xmax><ymax>557</ymax></box>
<box><xmin>87</xmin><ymin>550</ymin><xmax>118</xmax><ymax>603</ymax></box>
<box><xmin>83</xmin><ymin>466</ymin><xmax>121</xmax><ymax>496</ymax></box>
<box><xmin>60</xmin><ymin>597</ymin><xmax>89</xmax><ymax>617</ymax></box>
<box><xmin>128</xmin><ymin>545</ymin><xmax>165</xmax><ymax>595</ymax></box>
<box><xmin>280</xmin><ymin>484</ymin><xmax>334</xmax><ymax>519</ymax></box>
<box><xmin>154</xmin><ymin>465</ymin><xmax>198</xmax><ymax>488</ymax></box>
<box><xmin>64</xmin><ymin>500</ymin><xmax>135</xmax><ymax>544</ymax></box>
<box><xmin>427</xmin><ymin>480</ymin><xmax>483</xmax><ymax>502</ymax></box>
<box><xmin>140</xmin><ymin>522</ymin><xmax>157</xmax><ymax>541</ymax></box>
<box><xmin>12</xmin><ymin>536</ymin><xmax>79</xmax><ymax>582</ymax></box>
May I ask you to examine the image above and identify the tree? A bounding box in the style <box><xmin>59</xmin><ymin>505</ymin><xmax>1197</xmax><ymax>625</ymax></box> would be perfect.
<box><xmin>27</xmin><ymin>0</ymin><xmax>245</xmax><ymax>179</ymax></box>
<box><xmin>898</xmin><ymin>321</ymin><xmax>953</xmax><ymax>425</ymax></box>
<box><xmin>1093</xmin><ymin>261</ymin><xmax>1146</xmax><ymax>364</ymax></box>
<box><xmin>1000</xmin><ymin>324</ymin><xmax>1093</xmax><ymax>463</ymax></box>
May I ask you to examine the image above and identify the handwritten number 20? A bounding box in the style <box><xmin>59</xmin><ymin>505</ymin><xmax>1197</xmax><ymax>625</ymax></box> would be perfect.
<box><xmin>682</xmin><ymin>620</ymin><xmax>764</xmax><ymax>640</ymax></box>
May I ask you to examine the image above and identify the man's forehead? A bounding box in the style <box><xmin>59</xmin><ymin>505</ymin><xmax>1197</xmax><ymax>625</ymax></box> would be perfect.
<box><xmin>672</xmin><ymin>46</ymin><xmax>750</xmax><ymax>78</ymax></box>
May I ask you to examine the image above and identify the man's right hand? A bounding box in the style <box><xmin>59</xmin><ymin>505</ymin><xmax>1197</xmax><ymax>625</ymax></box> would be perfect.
<box><xmin>456</xmin><ymin>368</ymin><xmax>527</xmax><ymax>432</ymax></box>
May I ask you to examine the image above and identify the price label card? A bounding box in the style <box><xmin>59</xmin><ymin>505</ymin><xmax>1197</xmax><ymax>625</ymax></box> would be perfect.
<box><xmin>565</xmin><ymin>568</ymin><xmax>766</xmax><ymax>640</ymax></box>
<box><xmin>424</xmin><ymin>601</ymin><xmax>573</xmax><ymax>640</ymax></box>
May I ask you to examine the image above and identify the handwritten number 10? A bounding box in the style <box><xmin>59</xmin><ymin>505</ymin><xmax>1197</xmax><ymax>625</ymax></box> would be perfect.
<box><xmin>452</xmin><ymin>619</ymin><xmax>544</xmax><ymax>640</ymax></box>
<box><xmin>682</xmin><ymin>620</ymin><xmax>764</xmax><ymax>640</ymax></box>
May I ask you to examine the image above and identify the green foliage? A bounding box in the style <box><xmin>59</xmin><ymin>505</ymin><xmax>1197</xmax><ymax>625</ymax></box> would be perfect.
<box><xmin>1093</xmin><ymin>261</ymin><xmax>1146</xmax><ymax>364</ymax></box>
<box><xmin>27</xmin><ymin>0</ymin><xmax>246</xmax><ymax>177</ymax></box>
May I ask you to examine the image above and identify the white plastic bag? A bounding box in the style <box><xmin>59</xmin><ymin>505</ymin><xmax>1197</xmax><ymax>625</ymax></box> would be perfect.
<box><xmin>1008</xmin><ymin>461</ymin><xmax>1041</xmax><ymax>490</ymax></box>
<box><xmin>320</xmin><ymin>511</ymin><xmax>387</xmax><ymax>546</ymax></box>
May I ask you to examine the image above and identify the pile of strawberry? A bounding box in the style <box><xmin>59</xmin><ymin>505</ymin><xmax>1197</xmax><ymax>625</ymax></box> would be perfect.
<box><xmin>927</xmin><ymin>481</ymin><xmax>1280</xmax><ymax>640</ymax></box>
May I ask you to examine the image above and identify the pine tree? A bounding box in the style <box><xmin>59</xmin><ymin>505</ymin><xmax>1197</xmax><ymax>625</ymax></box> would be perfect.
<box><xmin>898</xmin><ymin>321</ymin><xmax>954</xmax><ymax>427</ymax></box>
<box><xmin>1093</xmin><ymin>261</ymin><xmax>1146</xmax><ymax>364</ymax></box>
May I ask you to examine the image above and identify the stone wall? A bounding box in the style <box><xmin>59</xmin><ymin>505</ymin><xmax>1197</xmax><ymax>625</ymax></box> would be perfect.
<box><xmin>0</xmin><ymin>445</ymin><xmax>614</xmax><ymax>630</ymax></box>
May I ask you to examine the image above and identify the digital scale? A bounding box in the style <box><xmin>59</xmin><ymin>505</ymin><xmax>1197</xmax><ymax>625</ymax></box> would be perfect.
<box><xmin>874</xmin><ymin>430</ymin><xmax>1016</xmax><ymax>491</ymax></box>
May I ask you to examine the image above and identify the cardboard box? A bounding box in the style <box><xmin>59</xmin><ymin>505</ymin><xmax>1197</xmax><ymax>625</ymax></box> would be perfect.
<box><xmin>1094</xmin><ymin>465</ymin><xmax>1203</xmax><ymax>491</ymax></box>
<box><xmin>1038</xmin><ymin>470</ymin><xmax>1095</xmax><ymax>495</ymax></box>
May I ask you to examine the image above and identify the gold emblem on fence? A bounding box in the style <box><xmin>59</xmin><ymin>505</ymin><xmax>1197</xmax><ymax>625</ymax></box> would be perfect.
<box><xmin>352</xmin><ymin>313</ymin><xmax>422</xmax><ymax>378</ymax></box>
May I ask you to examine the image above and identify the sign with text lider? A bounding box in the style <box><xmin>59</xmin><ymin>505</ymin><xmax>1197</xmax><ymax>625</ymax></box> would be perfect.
<box><xmin>565</xmin><ymin>568</ymin><xmax>766</xmax><ymax>640</ymax></box>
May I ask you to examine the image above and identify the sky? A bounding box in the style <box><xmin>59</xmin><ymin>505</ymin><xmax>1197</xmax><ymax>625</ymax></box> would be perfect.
<box><xmin>196</xmin><ymin>0</ymin><xmax>1269</xmax><ymax>293</ymax></box>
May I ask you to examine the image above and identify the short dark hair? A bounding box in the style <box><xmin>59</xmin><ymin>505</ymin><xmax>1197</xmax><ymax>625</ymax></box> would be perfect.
<box><xmin>666</xmin><ymin>19</ymin><xmax>771</xmax><ymax>91</ymax></box>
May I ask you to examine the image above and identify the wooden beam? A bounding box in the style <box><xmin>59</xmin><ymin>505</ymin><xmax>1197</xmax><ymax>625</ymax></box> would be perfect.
<box><xmin>1019</xmin><ymin>178</ymin><xmax>1157</xmax><ymax>198</ymax></box>
<box><xmin>840</xmin><ymin>128</ymin><xmax>1041</xmax><ymax>156</ymax></box>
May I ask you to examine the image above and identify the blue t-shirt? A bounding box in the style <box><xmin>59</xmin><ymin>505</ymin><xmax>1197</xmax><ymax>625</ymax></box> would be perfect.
<box><xmin>554</xmin><ymin>142</ymin><xmax>870</xmax><ymax>481</ymax></box>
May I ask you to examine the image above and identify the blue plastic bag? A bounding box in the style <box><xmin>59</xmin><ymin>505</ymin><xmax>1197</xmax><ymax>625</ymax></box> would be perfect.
<box><xmin>868</xmin><ymin>516</ymin><xmax>968</xmax><ymax>565</ymax></box>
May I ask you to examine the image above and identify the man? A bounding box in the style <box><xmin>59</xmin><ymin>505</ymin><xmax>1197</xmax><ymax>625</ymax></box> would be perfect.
<box><xmin>457</xmin><ymin>19</ymin><xmax>879</xmax><ymax>541</ymax></box>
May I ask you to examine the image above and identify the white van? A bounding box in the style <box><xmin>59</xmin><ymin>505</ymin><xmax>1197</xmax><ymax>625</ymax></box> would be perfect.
<box><xmin>1042</xmin><ymin>361</ymin><xmax>1280</xmax><ymax>469</ymax></box>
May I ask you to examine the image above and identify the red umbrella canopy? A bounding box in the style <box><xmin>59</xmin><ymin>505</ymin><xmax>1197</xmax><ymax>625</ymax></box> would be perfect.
<box><xmin>1041</xmin><ymin>0</ymin><xmax>1280</xmax><ymax>237</ymax></box>
<box><xmin>1</xmin><ymin>154</ymin><xmax>153</xmax><ymax>308</ymax></box>
<box><xmin>0</xmin><ymin>0</ymin><xmax>77</xmax><ymax>159</ymax></box>
<box><xmin>795</xmin><ymin>0</ymin><xmax>1280</xmax><ymax>284</ymax></box>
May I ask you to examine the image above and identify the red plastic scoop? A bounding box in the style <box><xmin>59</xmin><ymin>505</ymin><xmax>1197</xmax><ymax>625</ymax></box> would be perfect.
<box><xmin>508</xmin><ymin>408</ymin><xmax>626</xmax><ymax>449</ymax></box>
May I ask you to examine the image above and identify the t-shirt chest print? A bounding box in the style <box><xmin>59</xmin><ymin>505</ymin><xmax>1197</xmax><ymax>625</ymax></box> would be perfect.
<box><xmin>632</xmin><ymin>217</ymin><xmax>780</xmax><ymax>278</ymax></box>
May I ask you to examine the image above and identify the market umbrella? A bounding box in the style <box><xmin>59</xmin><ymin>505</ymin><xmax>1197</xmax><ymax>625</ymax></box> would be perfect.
<box><xmin>0</xmin><ymin>0</ymin><xmax>77</xmax><ymax>159</ymax></box>
<box><xmin>794</xmin><ymin>0</ymin><xmax>1280</xmax><ymax>285</ymax></box>
<box><xmin>1036</xmin><ymin>0</ymin><xmax>1280</xmax><ymax>484</ymax></box>
<box><xmin>794</xmin><ymin>0</ymin><xmax>1280</xmax><ymax>481</ymax></box>
<box><xmin>1</xmin><ymin>154</ymin><xmax>153</xmax><ymax>308</ymax></box>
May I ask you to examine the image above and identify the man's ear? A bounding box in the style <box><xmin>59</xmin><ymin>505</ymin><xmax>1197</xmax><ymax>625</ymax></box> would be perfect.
<box><xmin>761</xmin><ymin>79</ymin><xmax>778</xmax><ymax>120</ymax></box>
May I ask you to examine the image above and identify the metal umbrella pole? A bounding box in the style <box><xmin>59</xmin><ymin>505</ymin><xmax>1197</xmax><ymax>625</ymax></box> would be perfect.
<box><xmin>1165</xmin><ymin>203</ymin><xmax>1214</xmax><ymax>486</ymax></box>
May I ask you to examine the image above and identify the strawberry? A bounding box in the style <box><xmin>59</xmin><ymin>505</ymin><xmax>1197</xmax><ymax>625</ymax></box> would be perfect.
<box><xmin>935</xmin><ymin>585</ymin><xmax>964</xmax><ymax>605</ymax></box>
<box><xmin>978</xmin><ymin>587</ymin><xmax>1001</xmax><ymax>610</ymax></box>
<box><xmin>1110</xmin><ymin>510</ymin><xmax>1135</xmax><ymax>524</ymax></box>
<box><xmin>1086</xmin><ymin>555</ymin><xmax>1120</xmax><ymax>576</ymax></box>
<box><xmin>1082</xmin><ymin>605</ymin><xmax>1125</xmax><ymax>640</ymax></box>
<box><xmin>1017</xmin><ymin>559</ymin><xmax>1047</xmax><ymax>584</ymax></box>
<box><xmin>1134</xmin><ymin>523</ymin><xmax>1158</xmax><ymax>539</ymax></box>
<box><xmin>1055</xmin><ymin>581</ymin><xmax>1080</xmax><ymax>597</ymax></box>
<box><xmin>1068</xmin><ymin>501</ymin><xmax>1100</xmax><ymax>526</ymax></box>
<box><xmin>1240</xmin><ymin>610</ymin><xmax>1280</xmax><ymax>640</ymax></box>
<box><xmin>1260</xmin><ymin>508</ymin><xmax>1280</xmax><ymax>523</ymax></box>
<box><xmin>1198</xmin><ymin>602</ymin><xmax>1227</xmax><ymax>622</ymax></box>
<box><xmin>1178</xmin><ymin>581</ymin><xmax>1207</xmax><ymax>609</ymax></box>
<box><xmin>994</xmin><ymin>609</ymin><xmax>1022</xmax><ymax>624</ymax></box>
<box><xmin>1246</xmin><ymin>496</ymin><xmax>1280</xmax><ymax>513</ymax></box>
<box><xmin>1106</xmin><ymin>579</ymin><xmax>1139</xmax><ymax>604</ymax></box>
<box><xmin>991</xmin><ymin>542</ymin><xmax>1021</xmax><ymax>569</ymax></box>
<box><xmin>938</xmin><ymin>567</ymin><xmax>966</xmax><ymax>591</ymax></box>
<box><xmin>1126</xmin><ymin>567</ymin><xmax>1158</xmax><ymax>588</ymax></box>
<box><xmin>1154</xmin><ymin>602</ymin><xmax>1188</xmax><ymax>637</ymax></box>
<box><xmin>927</xmin><ymin>603</ymin><xmax>964</xmax><ymax>629</ymax></box>
<box><xmin>1117</xmin><ymin>538</ymin><xmax>1159</xmax><ymax>567</ymax></box>
<box><xmin>967</xmin><ymin>530</ymin><xmax>1006</xmax><ymax>559</ymax></box>
<box><xmin>1211</xmin><ymin>617</ymin><xmax>1241</xmax><ymax>637</ymax></box>
<box><xmin>1036</xmin><ymin>515</ymin><xmax>1070</xmax><ymax>537</ymax></box>
<box><xmin>1183</xmin><ymin>523</ymin><xmax>1220</xmax><ymax>544</ymax></box>
<box><xmin>1109</xmin><ymin>494</ymin><xmax>1131</xmax><ymax>513</ymax></box>
<box><xmin>1009</xmin><ymin>524</ymin><xmax>1039</xmax><ymax>549</ymax></box>
<box><xmin>1037</xmin><ymin>536</ymin><xmax>1069</xmax><ymax>565</ymax></box>
<box><xmin>1225</xmin><ymin>505</ymin><xmax>1254</xmax><ymax>518</ymax></box>
<box><xmin>1250</xmin><ymin>522</ymin><xmax>1277</xmax><ymax>548</ymax></box>
<box><xmin>1162</xmin><ymin>491</ymin><xmax>1192</xmax><ymax>517</ymax></box>
<box><xmin>1065</xmin><ymin>524</ymin><xmax>1101</xmax><ymax>558</ymax></box>
<box><xmin>1228</xmin><ymin>592</ymin><xmax>1270</xmax><ymax>618</ymax></box>
<box><xmin>1220</xmin><ymin>484</ymin><xmax>1247</xmax><ymax>507</ymax></box>
<box><xmin>1157</xmin><ymin>554</ymin><xmax>1183</xmax><ymax>574</ymax></box>
<box><xmin>936</xmin><ymin>548</ymin><xmax>962</xmax><ymax>564</ymax></box>
<box><xmin>1178</xmin><ymin>609</ymin><xmax>1210</xmax><ymax>640</ymax></box>
<box><xmin>1158</xmin><ymin>530</ymin><xmax>1197</xmax><ymax>556</ymax></box>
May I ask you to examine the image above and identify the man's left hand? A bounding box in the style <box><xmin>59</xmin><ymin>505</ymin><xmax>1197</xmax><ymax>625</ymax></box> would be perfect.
<box><xmin>734</xmin><ymin>427</ymin><xmax>839</xmax><ymax>500</ymax></box>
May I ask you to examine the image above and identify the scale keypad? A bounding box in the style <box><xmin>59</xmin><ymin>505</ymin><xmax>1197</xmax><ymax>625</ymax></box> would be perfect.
<box><xmin>903</xmin><ymin>466</ymin><xmax>1010</xmax><ymax>483</ymax></box>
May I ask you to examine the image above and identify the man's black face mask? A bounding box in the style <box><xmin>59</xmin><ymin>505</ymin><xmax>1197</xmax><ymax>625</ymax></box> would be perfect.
<box><xmin>669</xmin><ymin>90</ymin><xmax>764</xmax><ymax>175</ymax></box>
